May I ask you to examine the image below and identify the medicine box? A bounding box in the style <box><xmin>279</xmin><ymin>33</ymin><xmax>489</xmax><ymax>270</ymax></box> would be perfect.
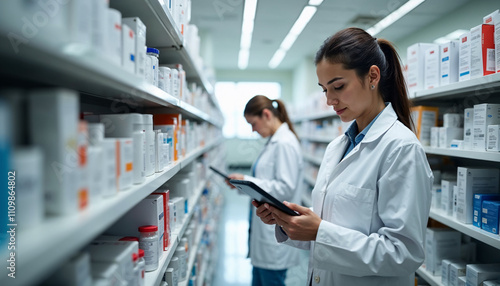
<box><xmin>171</xmin><ymin>197</ymin><xmax>186</xmax><ymax>223</ymax></box>
<box><xmin>442</xmin><ymin>259</ymin><xmax>464</xmax><ymax>286</ymax></box>
<box><xmin>473</xmin><ymin>104</ymin><xmax>500</xmax><ymax>151</ymax></box>
<box><xmin>481</xmin><ymin>200</ymin><xmax>500</xmax><ymax>234</ymax></box>
<box><xmin>117</xmin><ymin>138</ymin><xmax>133</xmax><ymax>191</ymax></box>
<box><xmin>107</xmin><ymin>8</ymin><xmax>122</xmax><ymax>67</ymax></box>
<box><xmin>466</xmin><ymin>264</ymin><xmax>500</xmax><ymax>286</ymax></box>
<box><xmin>470</xmin><ymin>24</ymin><xmax>495</xmax><ymax>78</ymax></box>
<box><xmin>411</xmin><ymin>106</ymin><xmax>439</xmax><ymax>146</ymax></box>
<box><xmin>440</xmin><ymin>41</ymin><xmax>460</xmax><ymax>86</ymax></box>
<box><xmin>424</xmin><ymin>45</ymin><xmax>440</xmax><ymax>89</ymax></box>
<box><xmin>425</xmin><ymin>228</ymin><xmax>461</xmax><ymax>275</ymax></box>
<box><xmin>407</xmin><ymin>43</ymin><xmax>436</xmax><ymax>96</ymax></box>
<box><xmin>484</xmin><ymin>280</ymin><xmax>500</xmax><ymax>286</ymax></box>
<box><xmin>29</xmin><ymin>89</ymin><xmax>80</xmax><ymax>216</ymax></box>
<box><xmin>453</xmin><ymin>185</ymin><xmax>459</xmax><ymax>218</ymax></box>
<box><xmin>91</xmin><ymin>262</ymin><xmax>122</xmax><ymax>286</ymax></box>
<box><xmin>456</xmin><ymin>167</ymin><xmax>499</xmax><ymax>224</ymax></box>
<box><xmin>487</xmin><ymin>125</ymin><xmax>500</xmax><ymax>151</ymax></box>
<box><xmin>439</xmin><ymin>127</ymin><xmax>463</xmax><ymax>149</ymax></box>
<box><xmin>122</xmin><ymin>17</ymin><xmax>147</xmax><ymax>77</ymax></box>
<box><xmin>105</xmin><ymin>194</ymin><xmax>164</xmax><ymax>254</ymax></box>
<box><xmin>89</xmin><ymin>240</ymin><xmax>138</xmax><ymax>285</ymax></box>
<box><xmin>464</xmin><ymin>108</ymin><xmax>474</xmax><ymax>150</ymax></box>
<box><xmin>494</xmin><ymin>12</ymin><xmax>500</xmax><ymax>73</ymax></box>
<box><xmin>458</xmin><ymin>276</ymin><xmax>466</xmax><ymax>286</ymax></box>
<box><xmin>483</xmin><ymin>10</ymin><xmax>499</xmax><ymax>24</ymax></box>
<box><xmin>450</xmin><ymin>140</ymin><xmax>464</xmax><ymax>149</ymax></box>
<box><xmin>152</xmin><ymin>189</ymin><xmax>171</xmax><ymax>250</ymax></box>
<box><xmin>122</xmin><ymin>23</ymin><xmax>136</xmax><ymax>74</ymax></box>
<box><xmin>431</xmin><ymin>127</ymin><xmax>440</xmax><ymax>148</ymax></box>
<box><xmin>441</xmin><ymin>180</ymin><xmax>457</xmax><ymax>215</ymax></box>
<box><xmin>473</xmin><ymin>194</ymin><xmax>500</xmax><ymax>228</ymax></box>
<box><xmin>444</xmin><ymin>113</ymin><xmax>463</xmax><ymax>128</ymax></box>
<box><xmin>101</xmin><ymin>139</ymin><xmax>118</xmax><ymax>197</ymax></box>
<box><xmin>449</xmin><ymin>262</ymin><xmax>467</xmax><ymax>286</ymax></box>
<box><xmin>459</xmin><ymin>32</ymin><xmax>471</xmax><ymax>82</ymax></box>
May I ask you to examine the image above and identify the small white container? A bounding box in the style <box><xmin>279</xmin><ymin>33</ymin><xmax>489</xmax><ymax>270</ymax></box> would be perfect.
<box><xmin>138</xmin><ymin>225</ymin><xmax>159</xmax><ymax>272</ymax></box>
<box><xmin>101</xmin><ymin>138</ymin><xmax>118</xmax><ymax>197</ymax></box>
<box><xmin>160</xmin><ymin>66</ymin><xmax>172</xmax><ymax>94</ymax></box>
<box><xmin>146</xmin><ymin>47</ymin><xmax>160</xmax><ymax>87</ymax></box>
<box><xmin>138</xmin><ymin>249</ymin><xmax>146</xmax><ymax>286</ymax></box>
<box><xmin>142</xmin><ymin>114</ymin><xmax>156</xmax><ymax>176</ymax></box>
<box><xmin>175</xmin><ymin>245</ymin><xmax>188</xmax><ymax>281</ymax></box>
<box><xmin>133</xmin><ymin>130</ymin><xmax>146</xmax><ymax>184</ymax></box>
<box><xmin>122</xmin><ymin>17</ymin><xmax>147</xmax><ymax>77</ymax></box>
<box><xmin>155</xmin><ymin>130</ymin><xmax>164</xmax><ymax>173</ymax></box>
<box><xmin>106</xmin><ymin>8</ymin><xmax>122</xmax><ymax>67</ymax></box>
<box><xmin>122</xmin><ymin>23</ymin><xmax>136</xmax><ymax>74</ymax></box>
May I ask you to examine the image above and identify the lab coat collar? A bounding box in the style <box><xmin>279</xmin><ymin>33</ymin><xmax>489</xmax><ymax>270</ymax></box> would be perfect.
<box><xmin>359</xmin><ymin>102</ymin><xmax>398</xmax><ymax>144</ymax></box>
<box><xmin>269</xmin><ymin>122</ymin><xmax>292</xmax><ymax>144</ymax></box>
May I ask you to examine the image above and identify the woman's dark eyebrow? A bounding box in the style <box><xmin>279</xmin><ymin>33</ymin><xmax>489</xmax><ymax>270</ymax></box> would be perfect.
<box><xmin>318</xmin><ymin>77</ymin><xmax>342</xmax><ymax>87</ymax></box>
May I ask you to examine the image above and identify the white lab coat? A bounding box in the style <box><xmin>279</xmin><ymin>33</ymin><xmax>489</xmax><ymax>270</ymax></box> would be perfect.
<box><xmin>276</xmin><ymin>103</ymin><xmax>433</xmax><ymax>285</ymax></box>
<box><xmin>244</xmin><ymin>122</ymin><xmax>303</xmax><ymax>270</ymax></box>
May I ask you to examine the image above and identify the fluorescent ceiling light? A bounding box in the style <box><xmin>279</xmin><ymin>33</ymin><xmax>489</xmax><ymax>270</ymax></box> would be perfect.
<box><xmin>366</xmin><ymin>0</ymin><xmax>425</xmax><ymax>36</ymax></box>
<box><xmin>433</xmin><ymin>29</ymin><xmax>468</xmax><ymax>44</ymax></box>
<box><xmin>269</xmin><ymin>49</ymin><xmax>287</xmax><ymax>69</ymax></box>
<box><xmin>238</xmin><ymin>0</ymin><xmax>258</xmax><ymax>70</ymax></box>
<box><xmin>238</xmin><ymin>49</ymin><xmax>250</xmax><ymax>70</ymax></box>
<box><xmin>308</xmin><ymin>0</ymin><xmax>324</xmax><ymax>6</ymax></box>
<box><xmin>268</xmin><ymin>6</ymin><xmax>317</xmax><ymax>69</ymax></box>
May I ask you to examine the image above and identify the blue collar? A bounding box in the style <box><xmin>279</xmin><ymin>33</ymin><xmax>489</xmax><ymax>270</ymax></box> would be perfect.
<box><xmin>343</xmin><ymin>106</ymin><xmax>385</xmax><ymax>158</ymax></box>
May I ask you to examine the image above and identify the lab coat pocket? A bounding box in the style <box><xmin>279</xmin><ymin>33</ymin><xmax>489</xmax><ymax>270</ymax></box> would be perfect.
<box><xmin>331</xmin><ymin>182</ymin><xmax>375</xmax><ymax>234</ymax></box>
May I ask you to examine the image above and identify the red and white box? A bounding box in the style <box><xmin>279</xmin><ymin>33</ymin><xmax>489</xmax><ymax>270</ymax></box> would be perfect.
<box><xmin>424</xmin><ymin>45</ymin><xmax>440</xmax><ymax>89</ymax></box>
<box><xmin>406</xmin><ymin>43</ymin><xmax>436</xmax><ymax>96</ymax></box>
<box><xmin>440</xmin><ymin>41</ymin><xmax>459</xmax><ymax>86</ymax></box>
<box><xmin>470</xmin><ymin>24</ymin><xmax>495</xmax><ymax>78</ymax></box>
<box><xmin>459</xmin><ymin>32</ymin><xmax>471</xmax><ymax>82</ymax></box>
<box><xmin>152</xmin><ymin>189</ymin><xmax>171</xmax><ymax>251</ymax></box>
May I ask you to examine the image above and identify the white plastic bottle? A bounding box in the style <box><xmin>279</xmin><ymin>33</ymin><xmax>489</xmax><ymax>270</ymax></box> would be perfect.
<box><xmin>138</xmin><ymin>225</ymin><xmax>159</xmax><ymax>272</ymax></box>
<box><xmin>146</xmin><ymin>47</ymin><xmax>160</xmax><ymax>87</ymax></box>
<box><xmin>142</xmin><ymin>114</ymin><xmax>156</xmax><ymax>177</ymax></box>
<box><xmin>138</xmin><ymin>249</ymin><xmax>146</xmax><ymax>286</ymax></box>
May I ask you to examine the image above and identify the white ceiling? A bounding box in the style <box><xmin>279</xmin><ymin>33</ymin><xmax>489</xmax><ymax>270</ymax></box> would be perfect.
<box><xmin>189</xmin><ymin>0</ymin><xmax>473</xmax><ymax>72</ymax></box>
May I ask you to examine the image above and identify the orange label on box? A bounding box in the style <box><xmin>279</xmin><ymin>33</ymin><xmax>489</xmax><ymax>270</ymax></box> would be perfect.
<box><xmin>126</xmin><ymin>162</ymin><xmax>133</xmax><ymax>172</ymax></box>
<box><xmin>79</xmin><ymin>189</ymin><xmax>88</xmax><ymax>210</ymax></box>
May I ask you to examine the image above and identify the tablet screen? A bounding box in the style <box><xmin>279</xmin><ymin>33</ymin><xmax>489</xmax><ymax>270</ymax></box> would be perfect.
<box><xmin>229</xmin><ymin>179</ymin><xmax>299</xmax><ymax>216</ymax></box>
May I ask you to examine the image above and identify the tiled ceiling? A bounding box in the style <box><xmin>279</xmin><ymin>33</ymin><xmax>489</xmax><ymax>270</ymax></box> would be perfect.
<box><xmin>190</xmin><ymin>0</ymin><xmax>472</xmax><ymax>71</ymax></box>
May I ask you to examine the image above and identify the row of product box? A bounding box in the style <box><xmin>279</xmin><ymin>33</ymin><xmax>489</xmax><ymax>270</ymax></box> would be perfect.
<box><xmin>406</xmin><ymin>10</ymin><xmax>500</xmax><ymax>95</ymax></box>
<box><xmin>424</xmin><ymin>228</ymin><xmax>500</xmax><ymax>286</ymax></box>
<box><xmin>41</xmin><ymin>183</ymin><xmax>212</xmax><ymax>286</ymax></box>
<box><xmin>0</xmin><ymin>0</ymin><xmax>217</xmax><ymax>116</ymax></box>
<box><xmin>413</xmin><ymin>104</ymin><xmax>500</xmax><ymax>151</ymax></box>
<box><xmin>1</xmin><ymin>88</ymin><xmax>219</xmax><ymax>227</ymax></box>
<box><xmin>431</xmin><ymin>167</ymin><xmax>500</xmax><ymax>232</ymax></box>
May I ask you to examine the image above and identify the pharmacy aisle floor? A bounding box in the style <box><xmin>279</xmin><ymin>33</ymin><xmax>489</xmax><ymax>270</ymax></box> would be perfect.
<box><xmin>212</xmin><ymin>168</ymin><xmax>309</xmax><ymax>286</ymax></box>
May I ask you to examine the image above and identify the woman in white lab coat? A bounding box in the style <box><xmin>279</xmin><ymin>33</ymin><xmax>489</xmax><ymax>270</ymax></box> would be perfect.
<box><xmin>228</xmin><ymin>95</ymin><xmax>303</xmax><ymax>286</ymax></box>
<box><xmin>253</xmin><ymin>28</ymin><xmax>433</xmax><ymax>286</ymax></box>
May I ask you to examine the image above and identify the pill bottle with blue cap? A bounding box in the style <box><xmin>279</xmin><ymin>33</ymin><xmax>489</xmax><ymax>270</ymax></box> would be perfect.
<box><xmin>146</xmin><ymin>48</ymin><xmax>160</xmax><ymax>87</ymax></box>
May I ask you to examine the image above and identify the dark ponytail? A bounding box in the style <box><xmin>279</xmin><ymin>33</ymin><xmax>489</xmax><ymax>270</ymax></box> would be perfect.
<box><xmin>244</xmin><ymin>95</ymin><xmax>299</xmax><ymax>139</ymax></box>
<box><xmin>315</xmin><ymin>27</ymin><xmax>414</xmax><ymax>130</ymax></box>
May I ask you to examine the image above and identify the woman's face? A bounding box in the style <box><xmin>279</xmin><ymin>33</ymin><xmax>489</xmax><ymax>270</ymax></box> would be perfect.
<box><xmin>316</xmin><ymin>60</ymin><xmax>380</xmax><ymax>129</ymax></box>
<box><xmin>245</xmin><ymin>113</ymin><xmax>272</xmax><ymax>138</ymax></box>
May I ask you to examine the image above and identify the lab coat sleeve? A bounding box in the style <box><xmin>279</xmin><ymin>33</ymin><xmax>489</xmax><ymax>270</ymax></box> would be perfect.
<box><xmin>274</xmin><ymin>218</ymin><xmax>312</xmax><ymax>251</ymax></box>
<box><xmin>312</xmin><ymin>143</ymin><xmax>432</xmax><ymax>277</ymax></box>
<box><xmin>243</xmin><ymin>142</ymin><xmax>301</xmax><ymax>202</ymax></box>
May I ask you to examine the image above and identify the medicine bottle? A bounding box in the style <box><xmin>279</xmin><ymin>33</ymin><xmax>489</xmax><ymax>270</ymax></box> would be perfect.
<box><xmin>138</xmin><ymin>225</ymin><xmax>159</xmax><ymax>271</ymax></box>
<box><xmin>146</xmin><ymin>48</ymin><xmax>160</xmax><ymax>87</ymax></box>
<box><xmin>138</xmin><ymin>249</ymin><xmax>146</xmax><ymax>286</ymax></box>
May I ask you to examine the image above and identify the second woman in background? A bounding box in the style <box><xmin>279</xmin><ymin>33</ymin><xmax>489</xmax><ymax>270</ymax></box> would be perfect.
<box><xmin>228</xmin><ymin>95</ymin><xmax>303</xmax><ymax>286</ymax></box>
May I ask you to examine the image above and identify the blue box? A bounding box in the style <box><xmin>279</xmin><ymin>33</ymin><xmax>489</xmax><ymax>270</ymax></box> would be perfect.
<box><xmin>481</xmin><ymin>201</ymin><xmax>500</xmax><ymax>234</ymax></box>
<box><xmin>473</xmin><ymin>194</ymin><xmax>500</xmax><ymax>228</ymax></box>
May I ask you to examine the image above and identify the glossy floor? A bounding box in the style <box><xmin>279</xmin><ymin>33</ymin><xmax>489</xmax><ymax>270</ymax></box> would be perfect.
<box><xmin>211</xmin><ymin>169</ymin><xmax>309</xmax><ymax>286</ymax></box>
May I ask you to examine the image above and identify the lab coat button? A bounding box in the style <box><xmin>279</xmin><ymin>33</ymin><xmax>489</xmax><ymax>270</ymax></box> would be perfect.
<box><xmin>314</xmin><ymin>276</ymin><xmax>320</xmax><ymax>283</ymax></box>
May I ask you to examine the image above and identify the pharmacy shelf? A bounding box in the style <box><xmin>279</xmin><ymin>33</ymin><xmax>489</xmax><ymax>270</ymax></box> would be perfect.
<box><xmin>429</xmin><ymin>208</ymin><xmax>500</xmax><ymax>249</ymax></box>
<box><xmin>301</xmin><ymin>135</ymin><xmax>334</xmax><ymax>144</ymax></box>
<box><xmin>424</xmin><ymin>147</ymin><xmax>500</xmax><ymax>162</ymax></box>
<box><xmin>8</xmin><ymin>140</ymin><xmax>218</xmax><ymax>286</ymax></box>
<box><xmin>145</xmin><ymin>180</ymin><xmax>206</xmax><ymax>286</ymax></box>
<box><xmin>293</xmin><ymin>110</ymin><xmax>338</xmax><ymax>122</ymax></box>
<box><xmin>413</xmin><ymin>73</ymin><xmax>500</xmax><ymax>101</ymax></box>
<box><xmin>108</xmin><ymin>0</ymin><xmax>216</xmax><ymax>101</ymax></box>
<box><xmin>179</xmin><ymin>224</ymin><xmax>205</xmax><ymax>286</ymax></box>
<box><xmin>303</xmin><ymin>153</ymin><xmax>323</xmax><ymax>165</ymax></box>
<box><xmin>181</xmin><ymin>137</ymin><xmax>224</xmax><ymax>169</ymax></box>
<box><xmin>416</xmin><ymin>267</ymin><xmax>443</xmax><ymax>286</ymax></box>
<box><xmin>304</xmin><ymin>175</ymin><xmax>316</xmax><ymax>186</ymax></box>
<box><xmin>0</xmin><ymin>35</ymin><xmax>223</xmax><ymax>127</ymax></box>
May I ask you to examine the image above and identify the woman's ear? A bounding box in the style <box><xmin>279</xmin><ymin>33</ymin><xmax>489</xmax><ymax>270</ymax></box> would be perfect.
<box><xmin>368</xmin><ymin>65</ymin><xmax>381</xmax><ymax>88</ymax></box>
<box><xmin>261</xmin><ymin>108</ymin><xmax>273</xmax><ymax>120</ymax></box>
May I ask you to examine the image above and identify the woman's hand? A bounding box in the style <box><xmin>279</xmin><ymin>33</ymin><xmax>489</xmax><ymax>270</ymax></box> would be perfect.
<box><xmin>252</xmin><ymin>200</ymin><xmax>276</xmax><ymax>225</ymax></box>
<box><xmin>225</xmin><ymin>173</ymin><xmax>245</xmax><ymax>189</ymax></box>
<box><xmin>266</xmin><ymin>201</ymin><xmax>321</xmax><ymax>241</ymax></box>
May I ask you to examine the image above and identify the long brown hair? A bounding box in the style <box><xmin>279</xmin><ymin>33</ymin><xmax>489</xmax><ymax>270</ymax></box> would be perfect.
<box><xmin>244</xmin><ymin>95</ymin><xmax>299</xmax><ymax>138</ymax></box>
<box><xmin>314</xmin><ymin>27</ymin><xmax>413</xmax><ymax>130</ymax></box>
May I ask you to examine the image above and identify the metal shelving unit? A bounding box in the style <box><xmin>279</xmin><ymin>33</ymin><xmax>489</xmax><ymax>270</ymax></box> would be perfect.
<box><xmin>424</xmin><ymin>147</ymin><xmax>500</xmax><ymax>162</ymax></box>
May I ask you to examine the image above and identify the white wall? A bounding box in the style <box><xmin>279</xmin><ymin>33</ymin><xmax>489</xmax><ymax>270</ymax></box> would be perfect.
<box><xmin>291</xmin><ymin>56</ymin><xmax>320</xmax><ymax>104</ymax></box>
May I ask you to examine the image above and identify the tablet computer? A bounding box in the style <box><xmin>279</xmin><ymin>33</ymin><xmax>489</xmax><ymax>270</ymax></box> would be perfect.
<box><xmin>229</xmin><ymin>179</ymin><xmax>299</xmax><ymax>216</ymax></box>
<box><xmin>209</xmin><ymin>166</ymin><xmax>230</xmax><ymax>181</ymax></box>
